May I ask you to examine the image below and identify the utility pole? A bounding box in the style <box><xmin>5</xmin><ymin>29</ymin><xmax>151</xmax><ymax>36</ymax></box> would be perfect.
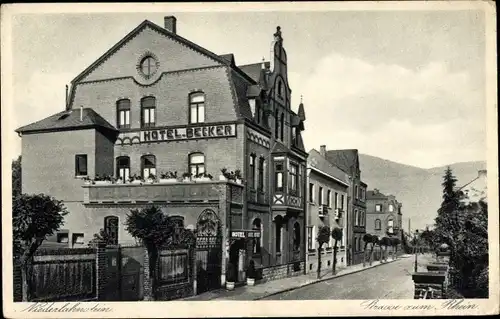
<box><xmin>414</xmin><ymin>229</ymin><xmax>419</xmax><ymax>273</ymax></box>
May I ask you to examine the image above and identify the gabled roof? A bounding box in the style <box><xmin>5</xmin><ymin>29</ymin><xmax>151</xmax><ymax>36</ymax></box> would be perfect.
<box><xmin>238</xmin><ymin>63</ymin><xmax>263</xmax><ymax>83</ymax></box>
<box><xmin>69</xmin><ymin>20</ymin><xmax>256</xmax><ymax>106</ymax></box>
<box><xmin>227</xmin><ymin>70</ymin><xmax>254</xmax><ymax>120</ymax></box>
<box><xmin>325</xmin><ymin>149</ymin><xmax>359</xmax><ymax>174</ymax></box>
<box><xmin>366</xmin><ymin>190</ymin><xmax>388</xmax><ymax>200</ymax></box>
<box><xmin>308</xmin><ymin>149</ymin><xmax>349</xmax><ymax>186</ymax></box>
<box><xmin>16</xmin><ymin>108</ymin><xmax>117</xmax><ymax>134</ymax></box>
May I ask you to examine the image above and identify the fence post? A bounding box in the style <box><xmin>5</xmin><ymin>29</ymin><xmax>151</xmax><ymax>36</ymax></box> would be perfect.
<box><xmin>192</xmin><ymin>246</ymin><xmax>197</xmax><ymax>296</ymax></box>
<box><xmin>96</xmin><ymin>241</ymin><xmax>107</xmax><ymax>301</ymax></box>
<box><xmin>143</xmin><ymin>247</ymin><xmax>153</xmax><ymax>301</ymax></box>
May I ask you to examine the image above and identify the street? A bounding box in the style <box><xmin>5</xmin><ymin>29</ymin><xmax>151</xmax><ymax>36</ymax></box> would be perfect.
<box><xmin>263</xmin><ymin>254</ymin><xmax>434</xmax><ymax>300</ymax></box>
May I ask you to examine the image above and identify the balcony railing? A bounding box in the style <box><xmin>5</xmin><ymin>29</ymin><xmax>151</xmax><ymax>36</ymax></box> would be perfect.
<box><xmin>318</xmin><ymin>205</ymin><xmax>328</xmax><ymax>218</ymax></box>
<box><xmin>82</xmin><ymin>179</ymin><xmax>243</xmax><ymax>204</ymax></box>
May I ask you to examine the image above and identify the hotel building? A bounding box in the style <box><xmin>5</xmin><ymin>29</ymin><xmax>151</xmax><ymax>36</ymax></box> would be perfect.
<box><xmin>16</xmin><ymin>16</ymin><xmax>308</xmax><ymax>291</ymax></box>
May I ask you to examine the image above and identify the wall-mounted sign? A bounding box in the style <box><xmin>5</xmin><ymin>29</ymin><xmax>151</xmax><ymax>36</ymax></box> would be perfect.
<box><xmin>230</xmin><ymin>230</ymin><xmax>261</xmax><ymax>239</ymax></box>
<box><xmin>141</xmin><ymin>124</ymin><xmax>236</xmax><ymax>143</ymax></box>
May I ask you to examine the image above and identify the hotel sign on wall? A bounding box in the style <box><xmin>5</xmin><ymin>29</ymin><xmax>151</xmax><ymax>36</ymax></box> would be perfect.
<box><xmin>141</xmin><ymin>124</ymin><xmax>237</xmax><ymax>142</ymax></box>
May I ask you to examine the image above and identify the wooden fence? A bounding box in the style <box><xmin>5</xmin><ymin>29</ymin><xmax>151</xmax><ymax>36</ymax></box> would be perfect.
<box><xmin>15</xmin><ymin>248</ymin><xmax>98</xmax><ymax>302</ymax></box>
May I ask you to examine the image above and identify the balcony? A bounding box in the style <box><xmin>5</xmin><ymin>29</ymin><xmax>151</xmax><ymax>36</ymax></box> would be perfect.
<box><xmin>82</xmin><ymin>180</ymin><xmax>243</xmax><ymax>205</ymax></box>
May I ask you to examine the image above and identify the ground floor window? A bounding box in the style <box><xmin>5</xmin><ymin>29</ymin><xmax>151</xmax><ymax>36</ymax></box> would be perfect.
<box><xmin>293</xmin><ymin>222</ymin><xmax>300</xmax><ymax>251</ymax></box>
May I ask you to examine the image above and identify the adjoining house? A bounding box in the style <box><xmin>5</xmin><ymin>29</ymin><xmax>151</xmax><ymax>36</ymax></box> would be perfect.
<box><xmin>16</xmin><ymin>16</ymin><xmax>308</xmax><ymax>293</ymax></box>
<box><xmin>306</xmin><ymin>146</ymin><xmax>349</xmax><ymax>273</ymax></box>
<box><xmin>324</xmin><ymin>148</ymin><xmax>368</xmax><ymax>265</ymax></box>
<box><xmin>365</xmin><ymin>189</ymin><xmax>403</xmax><ymax>241</ymax></box>
<box><xmin>455</xmin><ymin>169</ymin><xmax>488</xmax><ymax>205</ymax></box>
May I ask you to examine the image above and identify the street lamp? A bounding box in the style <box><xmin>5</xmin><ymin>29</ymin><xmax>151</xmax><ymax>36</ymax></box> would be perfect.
<box><xmin>414</xmin><ymin>229</ymin><xmax>419</xmax><ymax>273</ymax></box>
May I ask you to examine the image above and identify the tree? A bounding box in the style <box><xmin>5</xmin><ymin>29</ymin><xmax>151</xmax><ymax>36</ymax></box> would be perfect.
<box><xmin>331</xmin><ymin>227</ymin><xmax>343</xmax><ymax>274</ymax></box>
<box><xmin>13</xmin><ymin>194</ymin><xmax>68</xmax><ymax>301</ymax></box>
<box><xmin>12</xmin><ymin>155</ymin><xmax>22</xmax><ymax>198</ymax></box>
<box><xmin>316</xmin><ymin>226</ymin><xmax>330</xmax><ymax>279</ymax></box>
<box><xmin>435</xmin><ymin>167</ymin><xmax>461</xmax><ymax>246</ymax></box>
<box><xmin>124</xmin><ymin>206</ymin><xmax>176</xmax><ymax>300</ymax></box>
<box><xmin>88</xmin><ymin>228</ymin><xmax>116</xmax><ymax>247</ymax></box>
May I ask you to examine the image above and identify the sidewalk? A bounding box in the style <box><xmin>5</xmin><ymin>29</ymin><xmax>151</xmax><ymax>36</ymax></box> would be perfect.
<box><xmin>183</xmin><ymin>254</ymin><xmax>413</xmax><ymax>301</ymax></box>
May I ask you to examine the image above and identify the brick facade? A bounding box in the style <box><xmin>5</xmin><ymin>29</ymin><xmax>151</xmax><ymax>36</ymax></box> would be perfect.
<box><xmin>17</xmin><ymin>17</ymin><xmax>308</xmax><ymax>293</ymax></box>
<box><xmin>366</xmin><ymin>190</ymin><xmax>403</xmax><ymax>241</ymax></box>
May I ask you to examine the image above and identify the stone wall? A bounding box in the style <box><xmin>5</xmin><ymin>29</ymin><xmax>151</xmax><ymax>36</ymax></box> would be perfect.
<box><xmin>259</xmin><ymin>261</ymin><xmax>305</xmax><ymax>282</ymax></box>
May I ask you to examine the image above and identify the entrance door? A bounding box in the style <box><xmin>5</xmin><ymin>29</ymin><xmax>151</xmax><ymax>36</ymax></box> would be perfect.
<box><xmin>104</xmin><ymin>246</ymin><xmax>121</xmax><ymax>301</ymax></box>
<box><xmin>195</xmin><ymin>209</ymin><xmax>222</xmax><ymax>294</ymax></box>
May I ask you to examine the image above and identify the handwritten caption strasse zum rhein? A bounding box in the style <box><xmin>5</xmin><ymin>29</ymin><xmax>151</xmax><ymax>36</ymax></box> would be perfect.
<box><xmin>22</xmin><ymin>302</ymin><xmax>112</xmax><ymax>313</ymax></box>
<box><xmin>361</xmin><ymin>299</ymin><xmax>479</xmax><ymax>311</ymax></box>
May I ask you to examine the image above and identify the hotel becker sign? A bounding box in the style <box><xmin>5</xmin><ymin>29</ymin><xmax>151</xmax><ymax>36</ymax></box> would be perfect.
<box><xmin>141</xmin><ymin>124</ymin><xmax>236</xmax><ymax>142</ymax></box>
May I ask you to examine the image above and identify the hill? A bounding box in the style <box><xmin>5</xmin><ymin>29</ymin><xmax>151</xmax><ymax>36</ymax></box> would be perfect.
<box><xmin>359</xmin><ymin>154</ymin><xmax>486</xmax><ymax>231</ymax></box>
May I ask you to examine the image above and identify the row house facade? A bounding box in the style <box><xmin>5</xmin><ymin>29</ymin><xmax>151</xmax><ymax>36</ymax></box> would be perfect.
<box><xmin>365</xmin><ymin>189</ymin><xmax>403</xmax><ymax>240</ymax></box>
<box><xmin>305</xmin><ymin>146</ymin><xmax>349</xmax><ymax>274</ymax></box>
<box><xmin>324</xmin><ymin>148</ymin><xmax>367</xmax><ymax>265</ymax></box>
<box><xmin>16</xmin><ymin>17</ymin><xmax>308</xmax><ymax>292</ymax></box>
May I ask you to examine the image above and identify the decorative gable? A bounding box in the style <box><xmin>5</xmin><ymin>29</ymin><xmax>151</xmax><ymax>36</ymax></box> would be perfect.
<box><xmin>78</xmin><ymin>23</ymin><xmax>222</xmax><ymax>85</ymax></box>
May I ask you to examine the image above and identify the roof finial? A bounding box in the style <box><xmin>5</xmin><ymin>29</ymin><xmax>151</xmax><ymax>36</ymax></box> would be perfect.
<box><xmin>300</xmin><ymin>95</ymin><xmax>303</xmax><ymax>104</ymax></box>
<box><xmin>274</xmin><ymin>26</ymin><xmax>282</xmax><ymax>42</ymax></box>
<box><xmin>261</xmin><ymin>56</ymin><xmax>266</xmax><ymax>69</ymax></box>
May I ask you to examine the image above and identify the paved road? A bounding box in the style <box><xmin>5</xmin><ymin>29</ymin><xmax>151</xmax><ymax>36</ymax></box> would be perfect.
<box><xmin>264</xmin><ymin>254</ymin><xmax>433</xmax><ymax>300</ymax></box>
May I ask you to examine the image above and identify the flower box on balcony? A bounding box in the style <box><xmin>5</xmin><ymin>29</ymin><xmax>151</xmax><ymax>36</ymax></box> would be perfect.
<box><xmin>94</xmin><ymin>181</ymin><xmax>110</xmax><ymax>186</ymax></box>
<box><xmin>195</xmin><ymin>177</ymin><xmax>211</xmax><ymax>182</ymax></box>
<box><xmin>159</xmin><ymin>178</ymin><xmax>177</xmax><ymax>184</ymax></box>
<box><xmin>131</xmin><ymin>180</ymin><xmax>143</xmax><ymax>185</ymax></box>
<box><xmin>219</xmin><ymin>175</ymin><xmax>227</xmax><ymax>181</ymax></box>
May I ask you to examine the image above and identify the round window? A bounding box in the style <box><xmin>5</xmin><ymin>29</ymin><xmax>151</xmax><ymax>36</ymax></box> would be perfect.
<box><xmin>139</xmin><ymin>56</ymin><xmax>158</xmax><ymax>78</ymax></box>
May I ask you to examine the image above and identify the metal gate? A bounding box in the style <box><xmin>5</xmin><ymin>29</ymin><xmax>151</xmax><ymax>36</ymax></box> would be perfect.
<box><xmin>104</xmin><ymin>245</ymin><xmax>145</xmax><ymax>301</ymax></box>
<box><xmin>195</xmin><ymin>209</ymin><xmax>222</xmax><ymax>294</ymax></box>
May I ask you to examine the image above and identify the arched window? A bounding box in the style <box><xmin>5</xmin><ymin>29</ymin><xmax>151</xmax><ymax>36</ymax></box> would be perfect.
<box><xmin>104</xmin><ymin>216</ymin><xmax>119</xmax><ymax>245</ymax></box>
<box><xmin>141</xmin><ymin>96</ymin><xmax>156</xmax><ymax>128</ymax></box>
<box><xmin>375</xmin><ymin>219</ymin><xmax>382</xmax><ymax>230</ymax></box>
<box><xmin>387</xmin><ymin>219</ymin><xmax>394</xmax><ymax>235</ymax></box>
<box><xmin>116</xmin><ymin>156</ymin><xmax>130</xmax><ymax>182</ymax></box>
<box><xmin>189</xmin><ymin>153</ymin><xmax>205</xmax><ymax>176</ymax></box>
<box><xmin>117</xmin><ymin>99</ymin><xmax>131</xmax><ymax>129</ymax></box>
<box><xmin>252</xmin><ymin>218</ymin><xmax>262</xmax><ymax>255</ymax></box>
<box><xmin>280</xmin><ymin>113</ymin><xmax>284</xmax><ymax>140</ymax></box>
<box><xmin>293</xmin><ymin>222</ymin><xmax>301</xmax><ymax>251</ymax></box>
<box><xmin>141</xmin><ymin>155</ymin><xmax>156</xmax><ymax>179</ymax></box>
<box><xmin>278</xmin><ymin>81</ymin><xmax>283</xmax><ymax>98</ymax></box>
<box><xmin>189</xmin><ymin>92</ymin><xmax>205</xmax><ymax>124</ymax></box>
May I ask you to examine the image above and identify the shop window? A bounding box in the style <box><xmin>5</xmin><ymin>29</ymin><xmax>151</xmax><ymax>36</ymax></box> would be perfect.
<box><xmin>104</xmin><ymin>216</ymin><xmax>119</xmax><ymax>245</ymax></box>
<box><xmin>75</xmin><ymin>154</ymin><xmax>88</xmax><ymax>176</ymax></box>
<box><xmin>116</xmin><ymin>156</ymin><xmax>130</xmax><ymax>182</ymax></box>
<box><xmin>141</xmin><ymin>155</ymin><xmax>156</xmax><ymax>179</ymax></box>
<box><xmin>375</xmin><ymin>219</ymin><xmax>382</xmax><ymax>230</ymax></box>
<box><xmin>252</xmin><ymin>218</ymin><xmax>262</xmax><ymax>255</ymax></box>
<box><xmin>258</xmin><ymin>157</ymin><xmax>265</xmax><ymax>192</ymax></box>
<box><xmin>275</xmin><ymin>162</ymin><xmax>284</xmax><ymax>192</ymax></box>
<box><xmin>189</xmin><ymin>153</ymin><xmax>205</xmax><ymax>176</ymax></box>
<box><xmin>141</xmin><ymin>96</ymin><xmax>156</xmax><ymax>128</ymax></box>
<box><xmin>117</xmin><ymin>99</ymin><xmax>131</xmax><ymax>129</ymax></box>
<box><xmin>293</xmin><ymin>222</ymin><xmax>301</xmax><ymax>251</ymax></box>
<box><xmin>289</xmin><ymin>163</ymin><xmax>298</xmax><ymax>195</ymax></box>
<box><xmin>189</xmin><ymin>92</ymin><xmax>205</xmax><ymax>124</ymax></box>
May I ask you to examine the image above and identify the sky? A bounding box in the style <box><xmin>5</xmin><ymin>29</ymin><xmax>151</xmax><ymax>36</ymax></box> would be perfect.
<box><xmin>7</xmin><ymin>6</ymin><xmax>488</xmax><ymax>169</ymax></box>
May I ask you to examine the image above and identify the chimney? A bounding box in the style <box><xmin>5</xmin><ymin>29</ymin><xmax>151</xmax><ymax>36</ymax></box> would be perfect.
<box><xmin>65</xmin><ymin>85</ymin><xmax>69</xmax><ymax>110</ymax></box>
<box><xmin>374</xmin><ymin>188</ymin><xmax>379</xmax><ymax>194</ymax></box>
<box><xmin>320</xmin><ymin>145</ymin><xmax>326</xmax><ymax>156</ymax></box>
<box><xmin>164</xmin><ymin>16</ymin><xmax>177</xmax><ymax>34</ymax></box>
<box><xmin>80</xmin><ymin>105</ymin><xmax>83</xmax><ymax>122</ymax></box>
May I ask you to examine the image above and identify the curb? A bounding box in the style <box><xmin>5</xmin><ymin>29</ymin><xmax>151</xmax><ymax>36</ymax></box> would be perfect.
<box><xmin>253</xmin><ymin>257</ymin><xmax>406</xmax><ymax>300</ymax></box>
